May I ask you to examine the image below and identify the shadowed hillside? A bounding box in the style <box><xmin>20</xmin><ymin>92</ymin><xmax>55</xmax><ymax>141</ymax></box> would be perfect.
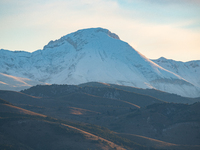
<box><xmin>79</xmin><ymin>82</ymin><xmax>200</xmax><ymax>104</ymax></box>
<box><xmin>115</xmin><ymin>102</ymin><xmax>200</xmax><ymax>146</ymax></box>
<box><xmin>21</xmin><ymin>84</ymin><xmax>164</xmax><ymax>107</ymax></box>
<box><xmin>0</xmin><ymin>84</ymin><xmax>200</xmax><ymax>150</ymax></box>
<box><xmin>0</xmin><ymin>98</ymin><xmax>148</xmax><ymax>150</ymax></box>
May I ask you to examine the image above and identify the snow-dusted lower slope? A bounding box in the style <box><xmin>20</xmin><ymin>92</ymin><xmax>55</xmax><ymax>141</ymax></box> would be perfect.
<box><xmin>0</xmin><ymin>28</ymin><xmax>199</xmax><ymax>97</ymax></box>
<box><xmin>152</xmin><ymin>57</ymin><xmax>200</xmax><ymax>88</ymax></box>
<box><xmin>0</xmin><ymin>73</ymin><xmax>46</xmax><ymax>91</ymax></box>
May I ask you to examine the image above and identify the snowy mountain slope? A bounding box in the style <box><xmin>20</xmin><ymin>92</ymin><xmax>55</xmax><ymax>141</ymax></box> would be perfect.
<box><xmin>0</xmin><ymin>73</ymin><xmax>46</xmax><ymax>91</ymax></box>
<box><xmin>0</xmin><ymin>27</ymin><xmax>199</xmax><ymax>97</ymax></box>
<box><xmin>152</xmin><ymin>57</ymin><xmax>200</xmax><ymax>88</ymax></box>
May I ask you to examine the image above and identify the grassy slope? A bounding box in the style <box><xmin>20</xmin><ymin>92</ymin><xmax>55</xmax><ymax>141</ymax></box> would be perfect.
<box><xmin>1</xmin><ymin>86</ymin><xmax>200</xmax><ymax>150</ymax></box>
<box><xmin>0</xmin><ymin>98</ymin><xmax>148</xmax><ymax>150</ymax></box>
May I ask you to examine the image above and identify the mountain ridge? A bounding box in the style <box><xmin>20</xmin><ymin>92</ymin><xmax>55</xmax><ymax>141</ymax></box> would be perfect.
<box><xmin>0</xmin><ymin>27</ymin><xmax>199</xmax><ymax>97</ymax></box>
<box><xmin>152</xmin><ymin>57</ymin><xmax>200</xmax><ymax>88</ymax></box>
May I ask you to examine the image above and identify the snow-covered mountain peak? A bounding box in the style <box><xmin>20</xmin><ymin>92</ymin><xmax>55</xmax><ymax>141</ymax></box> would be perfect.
<box><xmin>94</xmin><ymin>27</ymin><xmax>120</xmax><ymax>39</ymax></box>
<box><xmin>1</xmin><ymin>28</ymin><xmax>200</xmax><ymax>97</ymax></box>
<box><xmin>64</xmin><ymin>27</ymin><xmax>120</xmax><ymax>40</ymax></box>
<box><xmin>43</xmin><ymin>27</ymin><xmax>120</xmax><ymax>50</ymax></box>
<box><xmin>156</xmin><ymin>57</ymin><xmax>167</xmax><ymax>62</ymax></box>
<box><xmin>152</xmin><ymin>58</ymin><xmax>200</xmax><ymax>88</ymax></box>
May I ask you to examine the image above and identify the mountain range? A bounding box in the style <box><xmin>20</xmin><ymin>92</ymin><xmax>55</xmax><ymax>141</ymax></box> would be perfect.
<box><xmin>0</xmin><ymin>27</ymin><xmax>199</xmax><ymax>98</ymax></box>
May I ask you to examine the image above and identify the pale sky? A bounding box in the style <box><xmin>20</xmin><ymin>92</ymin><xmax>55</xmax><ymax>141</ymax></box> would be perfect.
<box><xmin>0</xmin><ymin>0</ymin><xmax>200</xmax><ymax>62</ymax></box>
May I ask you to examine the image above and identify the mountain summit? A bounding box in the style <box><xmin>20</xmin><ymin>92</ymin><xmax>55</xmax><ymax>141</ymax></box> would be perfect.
<box><xmin>0</xmin><ymin>27</ymin><xmax>199</xmax><ymax>97</ymax></box>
